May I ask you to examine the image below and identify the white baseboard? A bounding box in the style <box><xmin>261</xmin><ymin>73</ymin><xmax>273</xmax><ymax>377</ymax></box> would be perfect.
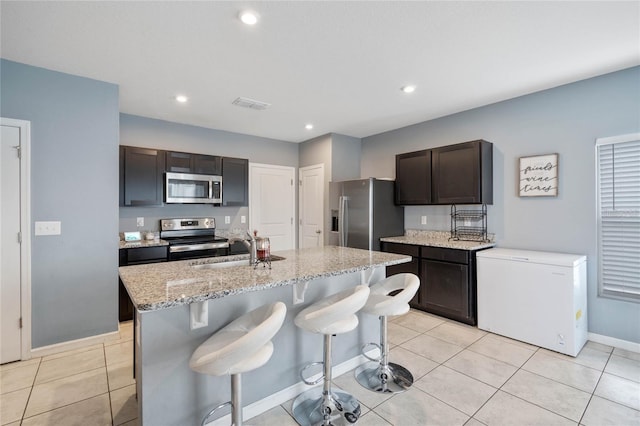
<box><xmin>207</xmin><ymin>352</ymin><xmax>374</xmax><ymax>426</ymax></box>
<box><xmin>588</xmin><ymin>332</ymin><xmax>640</xmax><ymax>353</ymax></box>
<box><xmin>30</xmin><ymin>329</ymin><xmax>120</xmax><ymax>359</ymax></box>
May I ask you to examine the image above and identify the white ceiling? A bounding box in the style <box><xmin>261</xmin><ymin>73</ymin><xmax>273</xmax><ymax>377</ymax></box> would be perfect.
<box><xmin>1</xmin><ymin>1</ymin><xmax>639</xmax><ymax>143</ymax></box>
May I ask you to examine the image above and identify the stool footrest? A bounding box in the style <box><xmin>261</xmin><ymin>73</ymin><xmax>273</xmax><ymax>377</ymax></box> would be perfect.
<box><xmin>361</xmin><ymin>342</ymin><xmax>381</xmax><ymax>362</ymax></box>
<box><xmin>201</xmin><ymin>401</ymin><xmax>232</xmax><ymax>426</ymax></box>
<box><xmin>300</xmin><ymin>361</ymin><xmax>324</xmax><ymax>386</ymax></box>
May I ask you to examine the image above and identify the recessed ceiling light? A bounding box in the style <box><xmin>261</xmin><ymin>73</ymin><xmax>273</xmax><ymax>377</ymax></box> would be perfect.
<box><xmin>239</xmin><ymin>11</ymin><xmax>258</xmax><ymax>25</ymax></box>
<box><xmin>401</xmin><ymin>85</ymin><xmax>416</xmax><ymax>93</ymax></box>
<box><xmin>305</xmin><ymin>124</ymin><xmax>314</xmax><ymax>130</ymax></box>
<box><xmin>175</xmin><ymin>95</ymin><xmax>188</xmax><ymax>103</ymax></box>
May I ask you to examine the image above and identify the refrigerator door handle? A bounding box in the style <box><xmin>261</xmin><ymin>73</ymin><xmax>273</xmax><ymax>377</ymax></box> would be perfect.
<box><xmin>339</xmin><ymin>195</ymin><xmax>348</xmax><ymax>247</ymax></box>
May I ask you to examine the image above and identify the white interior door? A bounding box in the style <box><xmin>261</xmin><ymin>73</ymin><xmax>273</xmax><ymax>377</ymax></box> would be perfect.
<box><xmin>1</xmin><ymin>122</ymin><xmax>23</xmax><ymax>363</ymax></box>
<box><xmin>299</xmin><ymin>164</ymin><xmax>324</xmax><ymax>248</ymax></box>
<box><xmin>249</xmin><ymin>163</ymin><xmax>295</xmax><ymax>252</ymax></box>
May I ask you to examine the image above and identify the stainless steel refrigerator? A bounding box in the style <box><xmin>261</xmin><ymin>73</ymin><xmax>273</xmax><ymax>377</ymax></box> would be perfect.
<box><xmin>329</xmin><ymin>178</ymin><xmax>404</xmax><ymax>251</ymax></box>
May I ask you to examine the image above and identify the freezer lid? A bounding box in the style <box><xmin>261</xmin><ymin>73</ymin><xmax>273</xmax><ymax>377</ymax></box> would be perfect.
<box><xmin>476</xmin><ymin>247</ymin><xmax>586</xmax><ymax>267</ymax></box>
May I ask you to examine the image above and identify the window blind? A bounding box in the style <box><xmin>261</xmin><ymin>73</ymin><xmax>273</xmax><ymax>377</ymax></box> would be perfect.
<box><xmin>596</xmin><ymin>134</ymin><xmax>640</xmax><ymax>302</ymax></box>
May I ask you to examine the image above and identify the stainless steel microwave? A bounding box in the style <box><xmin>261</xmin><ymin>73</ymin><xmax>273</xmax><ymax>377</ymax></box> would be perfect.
<box><xmin>165</xmin><ymin>172</ymin><xmax>222</xmax><ymax>204</ymax></box>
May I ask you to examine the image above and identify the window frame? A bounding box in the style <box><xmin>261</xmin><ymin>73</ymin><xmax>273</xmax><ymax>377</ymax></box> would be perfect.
<box><xmin>595</xmin><ymin>133</ymin><xmax>640</xmax><ymax>303</ymax></box>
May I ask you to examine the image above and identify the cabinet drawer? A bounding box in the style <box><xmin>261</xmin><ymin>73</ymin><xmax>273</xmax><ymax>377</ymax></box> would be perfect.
<box><xmin>126</xmin><ymin>246</ymin><xmax>168</xmax><ymax>264</ymax></box>
<box><xmin>381</xmin><ymin>242</ymin><xmax>420</xmax><ymax>257</ymax></box>
<box><xmin>421</xmin><ymin>246</ymin><xmax>468</xmax><ymax>264</ymax></box>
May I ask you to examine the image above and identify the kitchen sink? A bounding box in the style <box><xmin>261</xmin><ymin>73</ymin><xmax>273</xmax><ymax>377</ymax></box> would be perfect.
<box><xmin>191</xmin><ymin>255</ymin><xmax>285</xmax><ymax>270</ymax></box>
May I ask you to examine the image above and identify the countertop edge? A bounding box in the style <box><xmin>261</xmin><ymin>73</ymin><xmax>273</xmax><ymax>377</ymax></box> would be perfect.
<box><xmin>124</xmin><ymin>247</ymin><xmax>411</xmax><ymax>313</ymax></box>
<box><xmin>380</xmin><ymin>236</ymin><xmax>496</xmax><ymax>251</ymax></box>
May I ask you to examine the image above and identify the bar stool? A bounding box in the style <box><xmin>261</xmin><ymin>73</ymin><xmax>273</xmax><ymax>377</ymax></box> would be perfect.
<box><xmin>355</xmin><ymin>273</ymin><xmax>419</xmax><ymax>394</ymax></box>
<box><xmin>292</xmin><ymin>285</ymin><xmax>371</xmax><ymax>426</ymax></box>
<box><xmin>189</xmin><ymin>302</ymin><xmax>287</xmax><ymax>426</ymax></box>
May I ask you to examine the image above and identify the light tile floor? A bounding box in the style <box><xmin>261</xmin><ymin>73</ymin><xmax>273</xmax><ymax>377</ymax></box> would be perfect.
<box><xmin>1</xmin><ymin>311</ymin><xmax>639</xmax><ymax>425</ymax></box>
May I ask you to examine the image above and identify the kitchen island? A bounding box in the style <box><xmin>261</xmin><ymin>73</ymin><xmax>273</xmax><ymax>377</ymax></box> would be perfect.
<box><xmin>118</xmin><ymin>245</ymin><xmax>410</xmax><ymax>425</ymax></box>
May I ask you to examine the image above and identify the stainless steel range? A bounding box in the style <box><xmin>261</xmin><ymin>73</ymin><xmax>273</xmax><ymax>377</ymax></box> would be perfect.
<box><xmin>160</xmin><ymin>218</ymin><xmax>229</xmax><ymax>261</ymax></box>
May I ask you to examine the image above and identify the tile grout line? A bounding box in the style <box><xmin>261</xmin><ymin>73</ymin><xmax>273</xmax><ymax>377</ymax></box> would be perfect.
<box><xmin>19</xmin><ymin>356</ymin><xmax>42</xmax><ymax>424</ymax></box>
<box><xmin>103</xmin><ymin>341</ymin><xmax>116</xmax><ymax>426</ymax></box>
<box><xmin>577</xmin><ymin>349</ymin><xmax>614</xmax><ymax>425</ymax></box>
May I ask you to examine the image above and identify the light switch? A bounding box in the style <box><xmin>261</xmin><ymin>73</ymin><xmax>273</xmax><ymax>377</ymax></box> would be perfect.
<box><xmin>241</xmin><ymin>216</ymin><xmax>246</xmax><ymax>224</ymax></box>
<box><xmin>35</xmin><ymin>221</ymin><xmax>61</xmax><ymax>236</ymax></box>
<box><xmin>420</xmin><ymin>216</ymin><xmax>427</xmax><ymax>225</ymax></box>
<box><xmin>225</xmin><ymin>216</ymin><xmax>231</xmax><ymax>224</ymax></box>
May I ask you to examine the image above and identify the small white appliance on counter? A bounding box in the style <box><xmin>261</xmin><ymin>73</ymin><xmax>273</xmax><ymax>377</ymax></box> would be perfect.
<box><xmin>476</xmin><ymin>248</ymin><xmax>587</xmax><ymax>356</ymax></box>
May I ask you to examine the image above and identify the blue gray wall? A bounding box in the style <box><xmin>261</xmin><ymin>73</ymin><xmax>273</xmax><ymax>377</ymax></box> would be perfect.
<box><xmin>361</xmin><ymin>66</ymin><xmax>640</xmax><ymax>343</ymax></box>
<box><xmin>1</xmin><ymin>59</ymin><xmax>120</xmax><ymax>348</ymax></box>
<box><xmin>118</xmin><ymin>114</ymin><xmax>299</xmax><ymax>233</ymax></box>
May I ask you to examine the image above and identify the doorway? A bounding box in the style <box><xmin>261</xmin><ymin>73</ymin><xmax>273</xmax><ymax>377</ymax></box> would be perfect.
<box><xmin>299</xmin><ymin>164</ymin><xmax>325</xmax><ymax>248</ymax></box>
<box><xmin>249</xmin><ymin>163</ymin><xmax>296</xmax><ymax>251</ymax></box>
<box><xmin>1</xmin><ymin>117</ymin><xmax>31</xmax><ymax>363</ymax></box>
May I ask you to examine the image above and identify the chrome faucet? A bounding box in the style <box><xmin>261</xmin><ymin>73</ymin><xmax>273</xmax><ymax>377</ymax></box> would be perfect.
<box><xmin>228</xmin><ymin>230</ymin><xmax>256</xmax><ymax>264</ymax></box>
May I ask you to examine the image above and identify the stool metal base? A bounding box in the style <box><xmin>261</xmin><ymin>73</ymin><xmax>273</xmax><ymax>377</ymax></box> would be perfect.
<box><xmin>354</xmin><ymin>361</ymin><xmax>414</xmax><ymax>394</ymax></box>
<box><xmin>292</xmin><ymin>387</ymin><xmax>361</xmax><ymax>426</ymax></box>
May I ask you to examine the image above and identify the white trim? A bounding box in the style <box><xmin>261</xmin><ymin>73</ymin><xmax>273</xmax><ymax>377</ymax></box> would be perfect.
<box><xmin>595</xmin><ymin>132</ymin><xmax>640</xmax><ymax>146</ymax></box>
<box><xmin>588</xmin><ymin>332</ymin><xmax>640</xmax><ymax>354</ymax></box>
<box><xmin>1</xmin><ymin>117</ymin><xmax>32</xmax><ymax>361</ymax></box>
<box><xmin>30</xmin><ymin>329</ymin><xmax>120</xmax><ymax>359</ymax></box>
<box><xmin>207</xmin><ymin>352</ymin><xmax>375</xmax><ymax>426</ymax></box>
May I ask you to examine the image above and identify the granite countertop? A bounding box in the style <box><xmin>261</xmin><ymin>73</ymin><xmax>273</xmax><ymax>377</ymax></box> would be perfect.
<box><xmin>381</xmin><ymin>230</ymin><xmax>496</xmax><ymax>251</ymax></box>
<box><xmin>118</xmin><ymin>245</ymin><xmax>411</xmax><ymax>312</ymax></box>
<box><xmin>118</xmin><ymin>239</ymin><xmax>169</xmax><ymax>249</ymax></box>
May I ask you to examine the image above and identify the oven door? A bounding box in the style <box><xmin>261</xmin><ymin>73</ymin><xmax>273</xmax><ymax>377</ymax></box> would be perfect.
<box><xmin>168</xmin><ymin>242</ymin><xmax>229</xmax><ymax>261</ymax></box>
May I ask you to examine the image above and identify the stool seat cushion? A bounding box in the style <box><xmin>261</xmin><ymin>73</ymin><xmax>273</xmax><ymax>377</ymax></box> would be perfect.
<box><xmin>190</xmin><ymin>301</ymin><xmax>286</xmax><ymax>376</ymax></box>
<box><xmin>295</xmin><ymin>285</ymin><xmax>370</xmax><ymax>335</ymax></box>
<box><xmin>362</xmin><ymin>274</ymin><xmax>419</xmax><ymax>317</ymax></box>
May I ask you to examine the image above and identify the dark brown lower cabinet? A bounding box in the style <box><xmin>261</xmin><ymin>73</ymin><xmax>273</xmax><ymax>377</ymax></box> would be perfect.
<box><xmin>381</xmin><ymin>241</ymin><xmax>485</xmax><ymax>325</ymax></box>
<box><xmin>420</xmin><ymin>257</ymin><xmax>470</xmax><ymax>323</ymax></box>
<box><xmin>381</xmin><ymin>242</ymin><xmax>420</xmax><ymax>307</ymax></box>
<box><xmin>118</xmin><ymin>246</ymin><xmax>168</xmax><ymax>321</ymax></box>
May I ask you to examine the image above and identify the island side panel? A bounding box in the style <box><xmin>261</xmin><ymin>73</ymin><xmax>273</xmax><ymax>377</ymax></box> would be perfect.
<box><xmin>137</xmin><ymin>267</ymin><xmax>384</xmax><ymax>425</ymax></box>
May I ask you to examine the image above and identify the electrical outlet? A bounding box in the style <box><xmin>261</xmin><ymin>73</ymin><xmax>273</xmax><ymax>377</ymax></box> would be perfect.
<box><xmin>421</xmin><ymin>215</ymin><xmax>427</xmax><ymax>225</ymax></box>
<box><xmin>225</xmin><ymin>216</ymin><xmax>231</xmax><ymax>224</ymax></box>
<box><xmin>35</xmin><ymin>221</ymin><xmax>61</xmax><ymax>236</ymax></box>
<box><xmin>241</xmin><ymin>216</ymin><xmax>246</xmax><ymax>224</ymax></box>
<box><xmin>137</xmin><ymin>217</ymin><xmax>144</xmax><ymax>227</ymax></box>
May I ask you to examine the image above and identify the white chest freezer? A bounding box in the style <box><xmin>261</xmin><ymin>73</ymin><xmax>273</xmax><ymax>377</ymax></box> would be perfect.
<box><xmin>476</xmin><ymin>248</ymin><xmax>587</xmax><ymax>356</ymax></box>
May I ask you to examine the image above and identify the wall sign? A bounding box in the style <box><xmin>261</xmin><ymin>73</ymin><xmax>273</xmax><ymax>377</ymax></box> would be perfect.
<box><xmin>519</xmin><ymin>153</ymin><xmax>558</xmax><ymax>197</ymax></box>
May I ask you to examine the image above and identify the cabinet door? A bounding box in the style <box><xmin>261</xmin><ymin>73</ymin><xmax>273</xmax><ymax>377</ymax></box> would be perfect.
<box><xmin>120</xmin><ymin>146</ymin><xmax>165</xmax><ymax>206</ymax></box>
<box><xmin>432</xmin><ymin>140</ymin><xmax>493</xmax><ymax>205</ymax></box>
<box><xmin>420</xmin><ymin>259</ymin><xmax>471</xmax><ymax>323</ymax></box>
<box><xmin>395</xmin><ymin>150</ymin><xmax>431</xmax><ymax>205</ymax></box>
<box><xmin>222</xmin><ymin>157</ymin><xmax>249</xmax><ymax>206</ymax></box>
<box><xmin>166</xmin><ymin>151</ymin><xmax>193</xmax><ymax>173</ymax></box>
<box><xmin>380</xmin><ymin>242</ymin><xmax>421</xmax><ymax>307</ymax></box>
<box><xmin>167</xmin><ymin>152</ymin><xmax>222</xmax><ymax>175</ymax></box>
<box><xmin>193</xmin><ymin>154</ymin><xmax>222</xmax><ymax>175</ymax></box>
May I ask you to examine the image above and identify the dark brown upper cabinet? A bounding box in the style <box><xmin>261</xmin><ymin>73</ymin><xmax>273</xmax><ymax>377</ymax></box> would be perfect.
<box><xmin>221</xmin><ymin>157</ymin><xmax>249</xmax><ymax>206</ymax></box>
<box><xmin>395</xmin><ymin>149</ymin><xmax>432</xmax><ymax>204</ymax></box>
<box><xmin>120</xmin><ymin>146</ymin><xmax>165</xmax><ymax>206</ymax></box>
<box><xmin>432</xmin><ymin>140</ymin><xmax>493</xmax><ymax>205</ymax></box>
<box><xmin>166</xmin><ymin>151</ymin><xmax>222</xmax><ymax>175</ymax></box>
<box><xmin>395</xmin><ymin>140</ymin><xmax>493</xmax><ymax>206</ymax></box>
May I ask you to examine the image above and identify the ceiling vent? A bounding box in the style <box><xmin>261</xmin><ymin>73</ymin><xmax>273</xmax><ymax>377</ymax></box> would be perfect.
<box><xmin>232</xmin><ymin>97</ymin><xmax>271</xmax><ymax>110</ymax></box>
